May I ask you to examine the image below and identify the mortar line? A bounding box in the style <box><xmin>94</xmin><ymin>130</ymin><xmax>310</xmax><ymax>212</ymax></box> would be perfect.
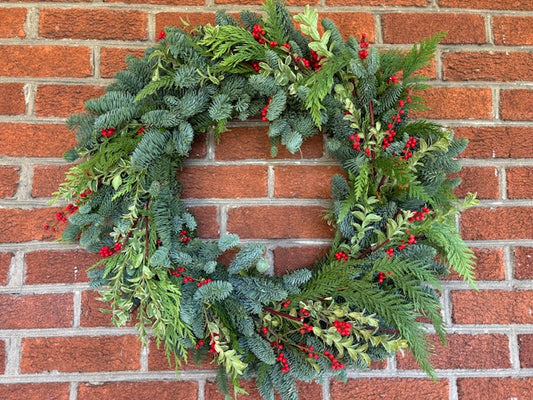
<box><xmin>509</xmin><ymin>327</ymin><xmax>521</xmax><ymax>371</ymax></box>
<box><xmin>492</xmin><ymin>87</ymin><xmax>500</xmax><ymax>120</ymax></box>
<box><xmin>498</xmin><ymin>165</ymin><xmax>507</xmax><ymax>200</ymax></box>
<box><xmin>7</xmin><ymin>251</ymin><xmax>25</xmax><ymax>289</ymax></box>
<box><xmin>504</xmin><ymin>245</ymin><xmax>514</xmax><ymax>282</ymax></box>
<box><xmin>72</xmin><ymin>289</ymin><xmax>81</xmax><ymax>328</ymax></box>
<box><xmin>267</xmin><ymin>165</ymin><xmax>275</xmax><ymax>198</ymax></box>
<box><xmin>197</xmin><ymin>378</ymin><xmax>206</xmax><ymax>400</ymax></box>
<box><xmin>69</xmin><ymin>382</ymin><xmax>78</xmax><ymax>400</ymax></box>
<box><xmin>322</xmin><ymin>375</ymin><xmax>330</xmax><ymax>400</ymax></box>
<box><xmin>449</xmin><ymin>377</ymin><xmax>458</xmax><ymax>400</ymax></box>
<box><xmin>25</xmin><ymin>7</ymin><xmax>39</xmax><ymax>40</ymax></box>
<box><xmin>14</xmin><ymin>162</ymin><xmax>34</xmax><ymax>201</ymax></box>
<box><xmin>4</xmin><ymin>336</ymin><xmax>22</xmax><ymax>375</ymax></box>
<box><xmin>23</xmin><ymin>83</ymin><xmax>36</xmax><ymax>117</ymax></box>
<box><xmin>485</xmin><ymin>15</ymin><xmax>494</xmax><ymax>45</ymax></box>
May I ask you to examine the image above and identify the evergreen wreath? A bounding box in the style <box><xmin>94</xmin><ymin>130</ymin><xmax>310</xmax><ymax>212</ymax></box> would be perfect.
<box><xmin>54</xmin><ymin>1</ymin><xmax>478</xmax><ymax>398</ymax></box>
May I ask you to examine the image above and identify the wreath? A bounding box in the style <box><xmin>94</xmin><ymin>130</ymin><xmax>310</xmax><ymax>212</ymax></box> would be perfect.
<box><xmin>53</xmin><ymin>1</ymin><xmax>477</xmax><ymax>399</ymax></box>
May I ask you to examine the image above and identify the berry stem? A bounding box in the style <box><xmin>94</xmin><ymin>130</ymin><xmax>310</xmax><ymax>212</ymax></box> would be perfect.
<box><xmin>263</xmin><ymin>307</ymin><xmax>301</xmax><ymax>322</ymax></box>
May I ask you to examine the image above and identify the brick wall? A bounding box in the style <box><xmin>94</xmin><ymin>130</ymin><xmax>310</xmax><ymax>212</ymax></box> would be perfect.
<box><xmin>0</xmin><ymin>0</ymin><xmax>532</xmax><ymax>399</ymax></box>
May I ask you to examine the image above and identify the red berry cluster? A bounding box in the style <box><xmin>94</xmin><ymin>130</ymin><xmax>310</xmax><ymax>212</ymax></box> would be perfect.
<box><xmin>179</xmin><ymin>230</ymin><xmax>191</xmax><ymax>243</ymax></box>
<box><xmin>385</xmin><ymin>230</ymin><xmax>420</xmax><ymax>260</ymax></box>
<box><xmin>157</xmin><ymin>31</ymin><xmax>166</xmax><ymax>41</ymax></box>
<box><xmin>196</xmin><ymin>278</ymin><xmax>212</xmax><ymax>287</ymax></box>
<box><xmin>333</xmin><ymin>320</ymin><xmax>352</xmax><ymax>336</ymax></box>
<box><xmin>101</xmin><ymin>128</ymin><xmax>115</xmax><ymax>137</ymax></box>
<box><xmin>79</xmin><ymin>188</ymin><xmax>92</xmax><ymax>198</ymax></box>
<box><xmin>359</xmin><ymin>33</ymin><xmax>369</xmax><ymax>60</ymax></box>
<box><xmin>261</xmin><ymin>326</ymin><xmax>269</xmax><ymax>334</ymax></box>
<box><xmin>299</xmin><ymin>323</ymin><xmax>313</xmax><ymax>334</ymax></box>
<box><xmin>44</xmin><ymin>203</ymin><xmax>79</xmax><ymax>231</ymax></box>
<box><xmin>252</xmin><ymin>24</ymin><xmax>267</xmax><ymax>44</ymax></box>
<box><xmin>170</xmin><ymin>266</ymin><xmax>186</xmax><ymax>277</ymax></box>
<box><xmin>334</xmin><ymin>251</ymin><xmax>349</xmax><ymax>261</ymax></box>
<box><xmin>99</xmin><ymin>242</ymin><xmax>122</xmax><ymax>258</ymax></box>
<box><xmin>298</xmin><ymin>308</ymin><xmax>310</xmax><ymax>320</ymax></box>
<box><xmin>376</xmin><ymin>271</ymin><xmax>387</xmax><ymax>283</ymax></box>
<box><xmin>309</xmin><ymin>50</ymin><xmax>324</xmax><ymax>71</ymax></box>
<box><xmin>301</xmin><ymin>344</ymin><xmax>319</xmax><ymax>360</ymax></box>
<box><xmin>251</xmin><ymin>61</ymin><xmax>261</xmax><ymax>72</ymax></box>
<box><xmin>261</xmin><ymin>96</ymin><xmax>272</xmax><ymax>121</ymax></box>
<box><xmin>349</xmin><ymin>133</ymin><xmax>362</xmax><ymax>151</ymax></box>
<box><xmin>387</xmin><ymin>75</ymin><xmax>399</xmax><ymax>84</ymax></box>
<box><xmin>276</xmin><ymin>351</ymin><xmax>290</xmax><ymax>373</ymax></box>
<box><xmin>282</xmin><ymin>299</ymin><xmax>291</xmax><ymax>308</ymax></box>
<box><xmin>402</xmin><ymin>136</ymin><xmax>417</xmax><ymax>160</ymax></box>
<box><xmin>195</xmin><ymin>340</ymin><xmax>204</xmax><ymax>349</ymax></box>
<box><xmin>137</xmin><ymin>126</ymin><xmax>145</xmax><ymax>135</ymax></box>
<box><xmin>209</xmin><ymin>334</ymin><xmax>219</xmax><ymax>355</ymax></box>
<box><xmin>182</xmin><ymin>276</ymin><xmax>194</xmax><ymax>283</ymax></box>
<box><xmin>408</xmin><ymin>206</ymin><xmax>431</xmax><ymax>223</ymax></box>
<box><xmin>324</xmin><ymin>349</ymin><xmax>344</xmax><ymax>370</ymax></box>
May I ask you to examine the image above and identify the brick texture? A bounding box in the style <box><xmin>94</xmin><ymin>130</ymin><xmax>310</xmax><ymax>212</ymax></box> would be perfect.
<box><xmin>0</xmin><ymin>383</ymin><xmax>70</xmax><ymax>400</ymax></box>
<box><xmin>0</xmin><ymin>208</ymin><xmax>65</xmax><ymax>243</ymax></box>
<box><xmin>156</xmin><ymin>13</ymin><xmax>216</xmax><ymax>34</ymax></box>
<box><xmin>189</xmin><ymin>206</ymin><xmax>219</xmax><ymax>238</ymax></box>
<box><xmin>327</xmin><ymin>0</ymin><xmax>429</xmax><ymax>4</ymax></box>
<box><xmin>445</xmin><ymin>247</ymin><xmax>505</xmax><ymax>281</ymax></box>
<box><xmin>453</xmin><ymin>166</ymin><xmax>498</xmax><ymax>199</ymax></box>
<box><xmin>274</xmin><ymin>166</ymin><xmax>344</xmax><ymax>198</ymax></box>
<box><xmin>514</xmin><ymin>247</ymin><xmax>533</xmax><ymax>280</ymax></box>
<box><xmin>0</xmin><ymin>83</ymin><xmax>25</xmax><ymax>115</ymax></box>
<box><xmin>0</xmin><ymin>123</ymin><xmax>76</xmax><ymax>157</ymax></box>
<box><xmin>205</xmin><ymin>379</ymin><xmax>323</xmax><ymax>400</ymax></box>
<box><xmin>493</xmin><ymin>16</ymin><xmax>533</xmax><ymax>46</ymax></box>
<box><xmin>25</xmin><ymin>249</ymin><xmax>98</xmax><ymax>284</ymax></box>
<box><xmin>35</xmin><ymin>85</ymin><xmax>105</xmax><ymax>118</ymax></box>
<box><xmin>454</xmin><ymin>126</ymin><xmax>533</xmax><ymax>159</ymax></box>
<box><xmin>438</xmin><ymin>0</ymin><xmax>533</xmax><ymax>10</ymax></box>
<box><xmin>500</xmin><ymin>90</ymin><xmax>533</xmax><ymax>121</ymax></box>
<box><xmin>330</xmin><ymin>378</ymin><xmax>448</xmax><ymax>399</ymax></box>
<box><xmin>147</xmin><ymin>341</ymin><xmax>215</xmax><ymax>371</ymax></box>
<box><xmin>460</xmin><ymin>207</ymin><xmax>533</xmax><ymax>240</ymax></box>
<box><xmin>100</xmin><ymin>48</ymin><xmax>146</xmax><ymax>79</ymax></box>
<box><xmin>452</xmin><ymin>290</ymin><xmax>533</xmax><ymax>324</ymax></box>
<box><xmin>20</xmin><ymin>335</ymin><xmax>141</xmax><ymax>373</ymax></box>
<box><xmin>457</xmin><ymin>377</ymin><xmax>533</xmax><ymax>400</ymax></box>
<box><xmin>0</xmin><ymin>252</ymin><xmax>12</xmax><ymax>286</ymax></box>
<box><xmin>518</xmin><ymin>335</ymin><xmax>533</xmax><ymax>368</ymax></box>
<box><xmin>0</xmin><ymin>8</ymin><xmax>25</xmax><ymax>38</ymax></box>
<box><xmin>273</xmin><ymin>245</ymin><xmax>330</xmax><ymax>275</ymax></box>
<box><xmin>319</xmin><ymin>13</ymin><xmax>375</xmax><ymax>41</ymax></box>
<box><xmin>78</xmin><ymin>381</ymin><xmax>198</xmax><ymax>400</ymax></box>
<box><xmin>506</xmin><ymin>167</ymin><xmax>533</xmax><ymax>199</ymax></box>
<box><xmin>32</xmin><ymin>164</ymin><xmax>70</xmax><ymax>197</ymax></box>
<box><xmin>0</xmin><ymin>166</ymin><xmax>20</xmax><ymax>198</ymax></box>
<box><xmin>0</xmin><ymin>293</ymin><xmax>73</xmax><ymax>329</ymax></box>
<box><xmin>0</xmin><ymin>340</ymin><xmax>4</xmax><ymax>374</ymax></box>
<box><xmin>79</xmin><ymin>290</ymin><xmax>114</xmax><ymax>327</ymax></box>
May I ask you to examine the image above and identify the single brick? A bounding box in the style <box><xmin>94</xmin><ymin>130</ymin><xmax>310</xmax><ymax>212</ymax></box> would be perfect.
<box><xmin>227</xmin><ymin>206</ymin><xmax>334</xmax><ymax>239</ymax></box>
<box><xmin>273</xmin><ymin>246</ymin><xmax>330</xmax><ymax>275</ymax></box>
<box><xmin>452</xmin><ymin>290</ymin><xmax>533</xmax><ymax>324</ymax></box>
<box><xmin>0</xmin><ymin>293</ymin><xmax>73</xmax><ymax>329</ymax></box>
<box><xmin>514</xmin><ymin>247</ymin><xmax>533</xmax><ymax>280</ymax></box>
<box><xmin>0</xmin><ymin>207</ymin><xmax>65</xmax><ymax>243</ymax></box>
<box><xmin>411</xmin><ymin>87</ymin><xmax>492</xmax><ymax>120</ymax></box>
<box><xmin>215</xmin><ymin>126</ymin><xmax>324</xmax><ymax>160</ymax></box>
<box><xmin>0</xmin><ymin>166</ymin><xmax>20</xmax><ymax>198</ymax></box>
<box><xmin>39</xmin><ymin>9</ymin><xmax>148</xmax><ymax>40</ymax></box>
<box><xmin>35</xmin><ymin>85</ymin><xmax>105</xmax><ymax>117</ymax></box>
<box><xmin>501</xmin><ymin>90</ymin><xmax>533</xmax><ymax>121</ymax></box>
<box><xmin>0</xmin><ymin>383</ymin><xmax>70</xmax><ymax>400</ymax></box>
<box><xmin>78</xmin><ymin>381</ymin><xmax>198</xmax><ymax>400</ymax></box>
<box><xmin>327</xmin><ymin>0</ymin><xmax>429</xmax><ymax>5</ymax></box>
<box><xmin>460</xmin><ymin>207</ymin><xmax>533</xmax><ymax>240</ymax></box>
<box><xmin>0</xmin><ymin>8</ymin><xmax>26</xmax><ymax>38</ymax></box>
<box><xmin>319</xmin><ymin>13</ymin><xmax>375</xmax><ymax>41</ymax></box>
<box><xmin>0</xmin><ymin>83</ymin><xmax>25</xmax><ymax>115</ymax></box>
<box><xmin>507</xmin><ymin>167</ymin><xmax>533</xmax><ymax>199</ymax></box>
<box><xmin>330</xmin><ymin>378</ymin><xmax>448</xmax><ymax>399</ymax></box>
<box><xmin>454</xmin><ymin>126</ymin><xmax>533</xmax><ymax>159</ymax></box>
<box><xmin>0</xmin><ymin>123</ymin><xmax>76</xmax><ymax>157</ymax></box>
<box><xmin>274</xmin><ymin>165</ymin><xmax>344</xmax><ymax>199</ymax></box>
<box><xmin>20</xmin><ymin>335</ymin><xmax>141</xmax><ymax>373</ymax></box>
<box><xmin>443</xmin><ymin>52</ymin><xmax>533</xmax><ymax>82</ymax></box>
<box><xmin>397</xmin><ymin>333</ymin><xmax>510</xmax><ymax>369</ymax></box>
<box><xmin>518</xmin><ymin>335</ymin><xmax>533</xmax><ymax>368</ymax></box>
<box><xmin>109</xmin><ymin>0</ymin><xmax>203</xmax><ymax>4</ymax></box>
<box><xmin>25</xmin><ymin>249</ymin><xmax>98</xmax><ymax>284</ymax></box>
<box><xmin>0</xmin><ymin>253</ymin><xmax>13</xmax><ymax>286</ymax></box>
<box><xmin>79</xmin><ymin>290</ymin><xmax>114</xmax><ymax>327</ymax></box>
<box><xmin>0</xmin><ymin>45</ymin><xmax>92</xmax><ymax>78</ymax></box>
<box><xmin>189</xmin><ymin>206</ymin><xmax>219</xmax><ymax>238</ymax></box>
<box><xmin>457</xmin><ymin>377</ymin><xmax>533</xmax><ymax>400</ymax></box>
<box><xmin>180</xmin><ymin>165</ymin><xmax>268</xmax><ymax>198</ymax></box>
<box><xmin>453</xmin><ymin>166</ymin><xmax>499</xmax><ymax>199</ymax></box>
<box><xmin>383</xmin><ymin>14</ymin><xmax>485</xmax><ymax>44</ymax></box>
<box><xmin>216</xmin><ymin>0</ymin><xmax>317</xmax><ymax>4</ymax></box>
<box><xmin>100</xmin><ymin>48</ymin><xmax>146</xmax><ymax>78</ymax></box>
<box><xmin>205</xmin><ymin>379</ymin><xmax>322</xmax><ymax>400</ymax></box>
<box><xmin>493</xmin><ymin>16</ymin><xmax>533</xmax><ymax>45</ymax></box>
<box><xmin>147</xmin><ymin>341</ymin><xmax>215</xmax><ymax>371</ymax></box>
<box><xmin>156</xmin><ymin>13</ymin><xmax>216</xmax><ymax>34</ymax></box>
<box><xmin>439</xmin><ymin>0</ymin><xmax>533</xmax><ymax>10</ymax></box>
<box><xmin>445</xmin><ymin>247</ymin><xmax>505</xmax><ymax>281</ymax></box>
<box><xmin>32</xmin><ymin>164</ymin><xmax>70</xmax><ymax>197</ymax></box>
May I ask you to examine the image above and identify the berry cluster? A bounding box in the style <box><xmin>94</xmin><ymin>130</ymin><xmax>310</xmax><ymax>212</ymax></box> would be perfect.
<box><xmin>301</xmin><ymin>344</ymin><xmax>319</xmax><ymax>360</ymax></box>
<box><xmin>298</xmin><ymin>308</ymin><xmax>310</xmax><ymax>320</ymax></box>
<box><xmin>334</xmin><ymin>251</ymin><xmax>349</xmax><ymax>261</ymax></box>
<box><xmin>308</xmin><ymin>50</ymin><xmax>324</xmax><ymax>71</ymax></box>
<box><xmin>101</xmin><ymin>128</ymin><xmax>115</xmax><ymax>137</ymax></box>
<box><xmin>408</xmin><ymin>206</ymin><xmax>431</xmax><ymax>223</ymax></box>
<box><xmin>324</xmin><ymin>349</ymin><xmax>344</xmax><ymax>370</ymax></box>
<box><xmin>349</xmin><ymin>133</ymin><xmax>362</xmax><ymax>151</ymax></box>
<box><xmin>99</xmin><ymin>242</ymin><xmax>122</xmax><ymax>258</ymax></box>
<box><xmin>137</xmin><ymin>126</ymin><xmax>145</xmax><ymax>135</ymax></box>
<box><xmin>276</xmin><ymin>351</ymin><xmax>290</xmax><ymax>373</ymax></box>
<box><xmin>299</xmin><ymin>322</ymin><xmax>314</xmax><ymax>334</ymax></box>
<box><xmin>252</xmin><ymin>24</ymin><xmax>267</xmax><ymax>44</ymax></box>
<box><xmin>385</xmin><ymin>231</ymin><xmax>420</xmax><ymax>260</ymax></box>
<box><xmin>387</xmin><ymin>75</ymin><xmax>399</xmax><ymax>84</ymax></box>
<box><xmin>196</xmin><ymin>278</ymin><xmax>212</xmax><ymax>287</ymax></box>
<box><xmin>359</xmin><ymin>33</ymin><xmax>369</xmax><ymax>60</ymax></box>
<box><xmin>282</xmin><ymin>299</ymin><xmax>291</xmax><ymax>308</ymax></box>
<box><xmin>382</xmin><ymin>123</ymin><xmax>397</xmax><ymax>149</ymax></box>
<box><xmin>261</xmin><ymin>96</ymin><xmax>272</xmax><ymax>121</ymax></box>
<box><xmin>44</xmin><ymin>203</ymin><xmax>79</xmax><ymax>232</ymax></box>
<box><xmin>79</xmin><ymin>188</ymin><xmax>92</xmax><ymax>198</ymax></box>
<box><xmin>157</xmin><ymin>31</ymin><xmax>166</xmax><ymax>41</ymax></box>
<box><xmin>170</xmin><ymin>266</ymin><xmax>186</xmax><ymax>277</ymax></box>
<box><xmin>402</xmin><ymin>136</ymin><xmax>417</xmax><ymax>160</ymax></box>
<box><xmin>376</xmin><ymin>271</ymin><xmax>393</xmax><ymax>283</ymax></box>
<box><xmin>182</xmin><ymin>276</ymin><xmax>194</xmax><ymax>283</ymax></box>
<box><xmin>179</xmin><ymin>230</ymin><xmax>191</xmax><ymax>243</ymax></box>
<box><xmin>333</xmin><ymin>320</ymin><xmax>352</xmax><ymax>336</ymax></box>
<box><xmin>195</xmin><ymin>340</ymin><xmax>204</xmax><ymax>349</ymax></box>
<box><xmin>208</xmin><ymin>334</ymin><xmax>220</xmax><ymax>355</ymax></box>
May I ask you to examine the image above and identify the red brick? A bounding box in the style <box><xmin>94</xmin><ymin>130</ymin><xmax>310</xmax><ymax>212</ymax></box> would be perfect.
<box><xmin>0</xmin><ymin>123</ymin><xmax>76</xmax><ymax>157</ymax></box>
<box><xmin>32</xmin><ymin>164</ymin><xmax>70</xmax><ymax>197</ymax></box>
<box><xmin>78</xmin><ymin>381</ymin><xmax>198</xmax><ymax>400</ymax></box>
<box><xmin>274</xmin><ymin>166</ymin><xmax>343</xmax><ymax>199</ymax></box>
<box><xmin>108</xmin><ymin>0</ymin><xmax>203</xmax><ymax>4</ymax></box>
<box><xmin>507</xmin><ymin>167</ymin><xmax>533</xmax><ymax>199</ymax></box>
<box><xmin>0</xmin><ymin>83</ymin><xmax>25</xmax><ymax>115</ymax></box>
<box><xmin>514</xmin><ymin>247</ymin><xmax>533</xmax><ymax>280</ymax></box>
<box><xmin>460</xmin><ymin>207</ymin><xmax>533</xmax><ymax>240</ymax></box>
<box><xmin>21</xmin><ymin>335</ymin><xmax>141</xmax><ymax>373</ymax></box>
<box><xmin>330</xmin><ymin>378</ymin><xmax>448</xmax><ymax>399</ymax></box>
<box><xmin>454</xmin><ymin>126</ymin><xmax>533</xmax><ymax>159</ymax></box>
<box><xmin>319</xmin><ymin>13</ymin><xmax>375</xmax><ymax>41</ymax></box>
<box><xmin>445</xmin><ymin>247</ymin><xmax>505</xmax><ymax>281</ymax></box>
<box><xmin>493</xmin><ymin>16</ymin><xmax>533</xmax><ymax>46</ymax></box>
<box><xmin>452</xmin><ymin>290</ymin><xmax>533</xmax><ymax>324</ymax></box>
<box><xmin>216</xmin><ymin>126</ymin><xmax>324</xmax><ymax>160</ymax></box>
<box><xmin>205</xmin><ymin>379</ymin><xmax>322</xmax><ymax>400</ymax></box>
<box><xmin>0</xmin><ymin>252</ymin><xmax>13</xmax><ymax>286</ymax></box>
<box><xmin>0</xmin><ymin>166</ymin><xmax>20</xmax><ymax>198</ymax></box>
<box><xmin>0</xmin><ymin>8</ymin><xmax>26</xmax><ymax>38</ymax></box>
<box><xmin>327</xmin><ymin>0</ymin><xmax>428</xmax><ymax>4</ymax></box>
<box><xmin>383</xmin><ymin>14</ymin><xmax>485</xmax><ymax>44</ymax></box>
<box><xmin>0</xmin><ymin>293</ymin><xmax>73</xmax><ymax>329</ymax></box>
<box><xmin>189</xmin><ymin>206</ymin><xmax>219</xmax><ymax>239</ymax></box>
<box><xmin>228</xmin><ymin>206</ymin><xmax>334</xmax><ymax>239</ymax></box>
<box><xmin>35</xmin><ymin>85</ymin><xmax>105</xmax><ymax>118</ymax></box>
<box><xmin>80</xmin><ymin>290</ymin><xmax>113</xmax><ymax>327</ymax></box>
<box><xmin>439</xmin><ymin>0</ymin><xmax>533</xmax><ymax>10</ymax></box>
<box><xmin>273</xmin><ymin>245</ymin><xmax>330</xmax><ymax>275</ymax></box>
<box><xmin>0</xmin><ymin>340</ymin><xmax>4</xmax><ymax>374</ymax></box>
<box><xmin>148</xmin><ymin>341</ymin><xmax>215</xmax><ymax>371</ymax></box>
<box><xmin>397</xmin><ymin>333</ymin><xmax>510</xmax><ymax>369</ymax></box>
<box><xmin>411</xmin><ymin>87</ymin><xmax>492</xmax><ymax>120</ymax></box>
<box><xmin>100</xmin><ymin>47</ymin><xmax>146</xmax><ymax>79</ymax></box>
<box><xmin>518</xmin><ymin>335</ymin><xmax>533</xmax><ymax>368</ymax></box>
<box><xmin>180</xmin><ymin>165</ymin><xmax>267</xmax><ymax>198</ymax></box>
<box><xmin>0</xmin><ymin>207</ymin><xmax>66</xmax><ymax>243</ymax></box>
<box><xmin>501</xmin><ymin>89</ymin><xmax>533</xmax><ymax>121</ymax></box>
<box><xmin>40</xmin><ymin>9</ymin><xmax>147</xmax><ymax>40</ymax></box>
<box><xmin>216</xmin><ymin>0</ymin><xmax>316</xmax><ymax>4</ymax></box>
<box><xmin>453</xmin><ymin>166</ymin><xmax>499</xmax><ymax>199</ymax></box>
<box><xmin>156</xmin><ymin>13</ymin><xmax>216</xmax><ymax>34</ymax></box>
<box><xmin>25</xmin><ymin>249</ymin><xmax>98</xmax><ymax>284</ymax></box>
<box><xmin>189</xmin><ymin>132</ymin><xmax>207</xmax><ymax>159</ymax></box>
<box><xmin>0</xmin><ymin>383</ymin><xmax>70</xmax><ymax>400</ymax></box>
<box><xmin>457</xmin><ymin>377</ymin><xmax>533</xmax><ymax>400</ymax></box>
<box><xmin>0</xmin><ymin>45</ymin><xmax>92</xmax><ymax>78</ymax></box>
<box><xmin>443</xmin><ymin>52</ymin><xmax>533</xmax><ymax>82</ymax></box>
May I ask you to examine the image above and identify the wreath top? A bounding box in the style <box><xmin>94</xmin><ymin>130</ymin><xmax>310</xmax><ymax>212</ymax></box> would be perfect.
<box><xmin>54</xmin><ymin>1</ymin><xmax>477</xmax><ymax>399</ymax></box>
